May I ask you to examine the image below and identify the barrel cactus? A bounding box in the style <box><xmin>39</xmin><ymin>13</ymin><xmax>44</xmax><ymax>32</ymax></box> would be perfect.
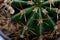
<box><xmin>1</xmin><ymin>0</ymin><xmax>60</xmax><ymax>40</ymax></box>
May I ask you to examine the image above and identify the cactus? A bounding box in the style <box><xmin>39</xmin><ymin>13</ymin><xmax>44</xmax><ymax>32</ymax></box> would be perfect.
<box><xmin>11</xmin><ymin>0</ymin><xmax>60</xmax><ymax>36</ymax></box>
<box><xmin>1</xmin><ymin>0</ymin><xmax>60</xmax><ymax>40</ymax></box>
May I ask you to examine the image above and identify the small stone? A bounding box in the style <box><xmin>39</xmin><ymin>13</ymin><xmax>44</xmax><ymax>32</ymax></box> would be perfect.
<box><xmin>0</xmin><ymin>0</ymin><xmax>4</xmax><ymax>4</ymax></box>
<box><xmin>3</xmin><ymin>3</ymin><xmax>15</xmax><ymax>14</ymax></box>
<box><xmin>56</xmin><ymin>32</ymin><xmax>60</xmax><ymax>35</ymax></box>
<box><xmin>4</xmin><ymin>0</ymin><xmax>13</xmax><ymax>4</ymax></box>
<box><xmin>8</xmin><ymin>6</ymin><xmax>15</xmax><ymax>14</ymax></box>
<box><xmin>54</xmin><ymin>25</ymin><xmax>58</xmax><ymax>29</ymax></box>
<box><xmin>4</xmin><ymin>0</ymin><xmax>8</xmax><ymax>3</ymax></box>
<box><xmin>20</xmin><ymin>35</ymin><xmax>24</xmax><ymax>38</ymax></box>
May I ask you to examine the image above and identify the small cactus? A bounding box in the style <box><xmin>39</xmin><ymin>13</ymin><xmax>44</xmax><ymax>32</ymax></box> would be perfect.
<box><xmin>0</xmin><ymin>0</ymin><xmax>60</xmax><ymax>40</ymax></box>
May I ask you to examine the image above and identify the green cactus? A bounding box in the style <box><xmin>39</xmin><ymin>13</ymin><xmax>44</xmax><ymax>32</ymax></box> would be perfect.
<box><xmin>10</xmin><ymin>0</ymin><xmax>60</xmax><ymax>39</ymax></box>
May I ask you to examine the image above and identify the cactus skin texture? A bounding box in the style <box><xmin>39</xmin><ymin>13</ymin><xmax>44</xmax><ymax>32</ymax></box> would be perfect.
<box><xmin>11</xmin><ymin>0</ymin><xmax>60</xmax><ymax>39</ymax></box>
